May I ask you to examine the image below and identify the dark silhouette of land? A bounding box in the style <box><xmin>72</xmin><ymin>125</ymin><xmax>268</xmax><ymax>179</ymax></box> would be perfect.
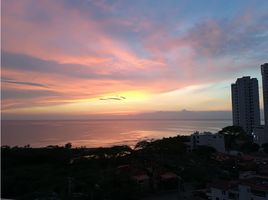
<box><xmin>2</xmin><ymin>126</ymin><xmax>266</xmax><ymax>200</ymax></box>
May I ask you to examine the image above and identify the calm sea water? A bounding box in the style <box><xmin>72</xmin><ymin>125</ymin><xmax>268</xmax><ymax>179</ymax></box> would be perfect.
<box><xmin>1</xmin><ymin>120</ymin><xmax>231</xmax><ymax>148</ymax></box>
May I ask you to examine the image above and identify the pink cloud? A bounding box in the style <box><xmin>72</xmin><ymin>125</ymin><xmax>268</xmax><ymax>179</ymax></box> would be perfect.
<box><xmin>2</xmin><ymin>0</ymin><xmax>267</xmax><ymax>113</ymax></box>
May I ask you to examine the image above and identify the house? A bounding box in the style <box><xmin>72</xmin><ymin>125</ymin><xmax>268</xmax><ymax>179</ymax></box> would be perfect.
<box><xmin>207</xmin><ymin>180</ymin><xmax>239</xmax><ymax>200</ymax></box>
<box><xmin>238</xmin><ymin>155</ymin><xmax>257</xmax><ymax>171</ymax></box>
<box><xmin>132</xmin><ymin>174</ymin><xmax>150</xmax><ymax>188</ymax></box>
<box><xmin>158</xmin><ymin>172</ymin><xmax>180</xmax><ymax>190</ymax></box>
<box><xmin>117</xmin><ymin>164</ymin><xmax>150</xmax><ymax>190</ymax></box>
<box><xmin>239</xmin><ymin>177</ymin><xmax>268</xmax><ymax>200</ymax></box>
<box><xmin>207</xmin><ymin>177</ymin><xmax>268</xmax><ymax>200</ymax></box>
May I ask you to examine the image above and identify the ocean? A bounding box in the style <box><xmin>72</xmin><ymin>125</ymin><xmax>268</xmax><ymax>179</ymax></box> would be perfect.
<box><xmin>1</xmin><ymin>119</ymin><xmax>231</xmax><ymax>148</ymax></box>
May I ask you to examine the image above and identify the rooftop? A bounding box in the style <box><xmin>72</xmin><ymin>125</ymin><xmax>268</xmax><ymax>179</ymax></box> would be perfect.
<box><xmin>209</xmin><ymin>180</ymin><xmax>238</xmax><ymax>190</ymax></box>
<box><xmin>241</xmin><ymin>177</ymin><xmax>268</xmax><ymax>191</ymax></box>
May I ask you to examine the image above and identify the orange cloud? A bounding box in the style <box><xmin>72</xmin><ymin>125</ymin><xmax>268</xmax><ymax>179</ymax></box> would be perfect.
<box><xmin>2</xmin><ymin>0</ymin><xmax>267</xmax><ymax>117</ymax></box>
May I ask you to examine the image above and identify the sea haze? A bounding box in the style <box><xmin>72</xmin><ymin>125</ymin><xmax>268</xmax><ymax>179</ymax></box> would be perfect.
<box><xmin>1</xmin><ymin>119</ymin><xmax>231</xmax><ymax>148</ymax></box>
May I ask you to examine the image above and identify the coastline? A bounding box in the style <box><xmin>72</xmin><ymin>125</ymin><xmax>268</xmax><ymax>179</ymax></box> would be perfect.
<box><xmin>1</xmin><ymin>119</ymin><xmax>231</xmax><ymax>148</ymax></box>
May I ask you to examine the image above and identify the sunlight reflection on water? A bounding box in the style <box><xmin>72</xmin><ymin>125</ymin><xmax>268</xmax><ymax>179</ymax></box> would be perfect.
<box><xmin>2</xmin><ymin>120</ymin><xmax>231</xmax><ymax>148</ymax></box>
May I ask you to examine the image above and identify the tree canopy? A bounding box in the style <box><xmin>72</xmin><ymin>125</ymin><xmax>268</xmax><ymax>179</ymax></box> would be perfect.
<box><xmin>218</xmin><ymin>126</ymin><xmax>253</xmax><ymax>152</ymax></box>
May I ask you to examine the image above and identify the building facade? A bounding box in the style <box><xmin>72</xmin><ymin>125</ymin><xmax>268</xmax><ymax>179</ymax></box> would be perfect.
<box><xmin>262</xmin><ymin>63</ymin><xmax>268</xmax><ymax>127</ymax></box>
<box><xmin>190</xmin><ymin>132</ymin><xmax>226</xmax><ymax>153</ymax></box>
<box><xmin>208</xmin><ymin>177</ymin><xmax>268</xmax><ymax>200</ymax></box>
<box><xmin>253</xmin><ymin>125</ymin><xmax>267</xmax><ymax>146</ymax></box>
<box><xmin>231</xmin><ymin>76</ymin><xmax>260</xmax><ymax>134</ymax></box>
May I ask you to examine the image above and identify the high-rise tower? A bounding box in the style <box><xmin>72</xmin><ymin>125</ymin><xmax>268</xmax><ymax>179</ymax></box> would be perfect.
<box><xmin>231</xmin><ymin>76</ymin><xmax>260</xmax><ymax>133</ymax></box>
<box><xmin>261</xmin><ymin>63</ymin><xmax>268</xmax><ymax>126</ymax></box>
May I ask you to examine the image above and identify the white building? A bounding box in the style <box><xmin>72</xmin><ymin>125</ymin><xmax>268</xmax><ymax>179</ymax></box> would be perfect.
<box><xmin>231</xmin><ymin>76</ymin><xmax>261</xmax><ymax>134</ymax></box>
<box><xmin>208</xmin><ymin>180</ymin><xmax>239</xmax><ymax>200</ymax></box>
<box><xmin>190</xmin><ymin>132</ymin><xmax>225</xmax><ymax>153</ymax></box>
<box><xmin>208</xmin><ymin>177</ymin><xmax>268</xmax><ymax>200</ymax></box>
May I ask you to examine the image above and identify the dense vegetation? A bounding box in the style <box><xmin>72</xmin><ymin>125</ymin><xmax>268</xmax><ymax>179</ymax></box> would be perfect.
<box><xmin>1</xmin><ymin>126</ymin><xmax>261</xmax><ymax>200</ymax></box>
<box><xmin>219</xmin><ymin>126</ymin><xmax>260</xmax><ymax>152</ymax></box>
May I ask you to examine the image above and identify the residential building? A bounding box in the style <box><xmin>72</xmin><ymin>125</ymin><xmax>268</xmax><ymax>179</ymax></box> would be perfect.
<box><xmin>262</xmin><ymin>63</ymin><xmax>268</xmax><ymax>126</ymax></box>
<box><xmin>208</xmin><ymin>177</ymin><xmax>268</xmax><ymax>200</ymax></box>
<box><xmin>231</xmin><ymin>76</ymin><xmax>260</xmax><ymax>134</ymax></box>
<box><xmin>252</xmin><ymin>64</ymin><xmax>268</xmax><ymax>145</ymax></box>
<box><xmin>253</xmin><ymin>126</ymin><xmax>268</xmax><ymax>146</ymax></box>
<box><xmin>190</xmin><ymin>132</ymin><xmax>225</xmax><ymax>153</ymax></box>
<box><xmin>208</xmin><ymin>180</ymin><xmax>239</xmax><ymax>200</ymax></box>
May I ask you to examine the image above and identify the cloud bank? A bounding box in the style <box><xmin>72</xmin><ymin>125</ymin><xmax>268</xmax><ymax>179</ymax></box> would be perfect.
<box><xmin>2</xmin><ymin>0</ymin><xmax>268</xmax><ymax>118</ymax></box>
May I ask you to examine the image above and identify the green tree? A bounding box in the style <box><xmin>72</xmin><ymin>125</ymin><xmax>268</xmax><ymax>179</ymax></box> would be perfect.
<box><xmin>218</xmin><ymin>126</ymin><xmax>246</xmax><ymax>135</ymax></box>
<box><xmin>218</xmin><ymin>126</ymin><xmax>251</xmax><ymax>152</ymax></box>
<box><xmin>64</xmin><ymin>143</ymin><xmax>72</xmax><ymax>149</ymax></box>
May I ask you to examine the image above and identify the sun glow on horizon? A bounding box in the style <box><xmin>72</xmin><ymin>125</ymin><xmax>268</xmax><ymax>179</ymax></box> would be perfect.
<box><xmin>2</xmin><ymin>90</ymin><xmax>153</xmax><ymax>115</ymax></box>
<box><xmin>1</xmin><ymin>0</ymin><xmax>267</xmax><ymax>119</ymax></box>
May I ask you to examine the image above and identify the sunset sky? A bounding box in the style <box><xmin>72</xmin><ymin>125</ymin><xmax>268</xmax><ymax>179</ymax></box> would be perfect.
<box><xmin>2</xmin><ymin>0</ymin><xmax>268</xmax><ymax>119</ymax></box>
